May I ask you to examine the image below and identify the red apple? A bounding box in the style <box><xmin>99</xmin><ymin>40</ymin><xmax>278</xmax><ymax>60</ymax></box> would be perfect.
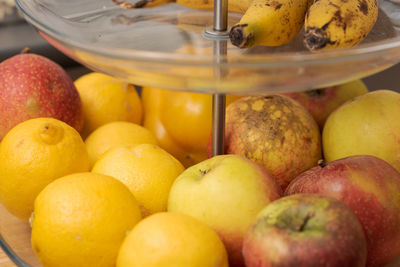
<box><xmin>281</xmin><ymin>79</ymin><xmax>368</xmax><ymax>129</ymax></box>
<box><xmin>243</xmin><ymin>194</ymin><xmax>367</xmax><ymax>267</ymax></box>
<box><xmin>0</xmin><ymin>53</ymin><xmax>83</xmax><ymax>139</ymax></box>
<box><xmin>167</xmin><ymin>154</ymin><xmax>282</xmax><ymax>267</ymax></box>
<box><xmin>285</xmin><ymin>155</ymin><xmax>400</xmax><ymax>267</ymax></box>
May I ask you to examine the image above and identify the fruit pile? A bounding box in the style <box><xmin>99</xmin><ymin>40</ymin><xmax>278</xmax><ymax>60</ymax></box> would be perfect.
<box><xmin>113</xmin><ymin>0</ymin><xmax>378</xmax><ymax>50</ymax></box>
<box><xmin>0</xmin><ymin>52</ymin><xmax>400</xmax><ymax>267</ymax></box>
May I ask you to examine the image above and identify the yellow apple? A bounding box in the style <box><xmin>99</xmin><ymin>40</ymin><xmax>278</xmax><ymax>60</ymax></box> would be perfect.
<box><xmin>323</xmin><ymin>89</ymin><xmax>400</xmax><ymax>172</ymax></box>
<box><xmin>167</xmin><ymin>154</ymin><xmax>282</xmax><ymax>267</ymax></box>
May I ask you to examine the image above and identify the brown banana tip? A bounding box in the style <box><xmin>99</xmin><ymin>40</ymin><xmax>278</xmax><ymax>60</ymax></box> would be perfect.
<box><xmin>229</xmin><ymin>24</ymin><xmax>253</xmax><ymax>49</ymax></box>
<box><xmin>304</xmin><ymin>27</ymin><xmax>331</xmax><ymax>51</ymax></box>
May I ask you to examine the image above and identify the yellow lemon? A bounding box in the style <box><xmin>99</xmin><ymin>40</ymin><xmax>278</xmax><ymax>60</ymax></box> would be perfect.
<box><xmin>85</xmin><ymin>121</ymin><xmax>158</xmax><ymax>167</ymax></box>
<box><xmin>116</xmin><ymin>212</ymin><xmax>228</xmax><ymax>267</ymax></box>
<box><xmin>31</xmin><ymin>172</ymin><xmax>142</xmax><ymax>267</ymax></box>
<box><xmin>92</xmin><ymin>144</ymin><xmax>185</xmax><ymax>217</ymax></box>
<box><xmin>0</xmin><ymin>118</ymin><xmax>90</xmax><ymax>221</ymax></box>
<box><xmin>74</xmin><ymin>72</ymin><xmax>143</xmax><ymax>139</ymax></box>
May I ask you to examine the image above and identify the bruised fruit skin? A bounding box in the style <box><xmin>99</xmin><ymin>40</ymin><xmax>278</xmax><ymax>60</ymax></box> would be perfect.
<box><xmin>225</xmin><ymin>95</ymin><xmax>321</xmax><ymax>190</ymax></box>
<box><xmin>243</xmin><ymin>194</ymin><xmax>367</xmax><ymax>267</ymax></box>
<box><xmin>285</xmin><ymin>155</ymin><xmax>400</xmax><ymax>267</ymax></box>
<box><xmin>0</xmin><ymin>53</ymin><xmax>83</xmax><ymax>139</ymax></box>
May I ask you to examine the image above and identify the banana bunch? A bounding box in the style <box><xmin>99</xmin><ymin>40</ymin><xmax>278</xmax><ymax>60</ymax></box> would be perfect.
<box><xmin>304</xmin><ymin>0</ymin><xmax>378</xmax><ymax>51</ymax></box>
<box><xmin>229</xmin><ymin>0</ymin><xmax>314</xmax><ymax>48</ymax></box>
<box><xmin>113</xmin><ymin>0</ymin><xmax>379</xmax><ymax>51</ymax></box>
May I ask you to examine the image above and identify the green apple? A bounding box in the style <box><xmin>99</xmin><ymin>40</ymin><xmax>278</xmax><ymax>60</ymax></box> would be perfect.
<box><xmin>167</xmin><ymin>154</ymin><xmax>282</xmax><ymax>267</ymax></box>
<box><xmin>323</xmin><ymin>89</ymin><xmax>400</xmax><ymax>172</ymax></box>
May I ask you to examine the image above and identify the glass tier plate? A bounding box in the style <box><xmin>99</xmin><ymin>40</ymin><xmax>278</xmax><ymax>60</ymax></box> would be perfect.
<box><xmin>12</xmin><ymin>0</ymin><xmax>400</xmax><ymax>93</ymax></box>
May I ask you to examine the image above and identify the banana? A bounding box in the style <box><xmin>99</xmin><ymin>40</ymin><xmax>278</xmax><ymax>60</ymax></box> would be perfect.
<box><xmin>112</xmin><ymin>0</ymin><xmax>252</xmax><ymax>13</ymax></box>
<box><xmin>303</xmin><ymin>0</ymin><xmax>378</xmax><ymax>51</ymax></box>
<box><xmin>229</xmin><ymin>0</ymin><xmax>313</xmax><ymax>48</ymax></box>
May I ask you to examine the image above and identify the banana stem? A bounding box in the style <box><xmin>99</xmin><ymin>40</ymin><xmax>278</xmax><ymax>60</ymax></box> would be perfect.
<box><xmin>229</xmin><ymin>24</ymin><xmax>253</xmax><ymax>48</ymax></box>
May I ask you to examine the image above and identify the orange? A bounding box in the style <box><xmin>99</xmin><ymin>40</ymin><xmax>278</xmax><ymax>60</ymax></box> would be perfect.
<box><xmin>141</xmin><ymin>86</ymin><xmax>242</xmax><ymax>167</ymax></box>
<box><xmin>74</xmin><ymin>72</ymin><xmax>143</xmax><ymax>139</ymax></box>
<box><xmin>31</xmin><ymin>172</ymin><xmax>142</xmax><ymax>267</ymax></box>
<box><xmin>116</xmin><ymin>212</ymin><xmax>228</xmax><ymax>267</ymax></box>
<box><xmin>92</xmin><ymin>144</ymin><xmax>185</xmax><ymax>217</ymax></box>
<box><xmin>0</xmin><ymin>118</ymin><xmax>90</xmax><ymax>221</ymax></box>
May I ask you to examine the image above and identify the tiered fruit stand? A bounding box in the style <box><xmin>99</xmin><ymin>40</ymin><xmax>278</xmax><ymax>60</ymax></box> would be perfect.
<box><xmin>2</xmin><ymin>0</ymin><xmax>400</xmax><ymax>265</ymax></box>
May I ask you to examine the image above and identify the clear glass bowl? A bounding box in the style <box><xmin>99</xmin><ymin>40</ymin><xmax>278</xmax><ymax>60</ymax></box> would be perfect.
<box><xmin>13</xmin><ymin>0</ymin><xmax>400</xmax><ymax>94</ymax></box>
<box><xmin>3</xmin><ymin>0</ymin><xmax>400</xmax><ymax>266</ymax></box>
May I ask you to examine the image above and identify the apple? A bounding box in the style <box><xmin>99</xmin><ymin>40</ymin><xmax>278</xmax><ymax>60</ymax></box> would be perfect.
<box><xmin>285</xmin><ymin>155</ymin><xmax>400</xmax><ymax>267</ymax></box>
<box><xmin>167</xmin><ymin>154</ymin><xmax>282</xmax><ymax>267</ymax></box>
<box><xmin>0</xmin><ymin>53</ymin><xmax>83</xmax><ymax>139</ymax></box>
<box><xmin>243</xmin><ymin>194</ymin><xmax>367</xmax><ymax>267</ymax></box>
<box><xmin>323</xmin><ymin>89</ymin><xmax>400</xmax><ymax>173</ymax></box>
<box><xmin>281</xmin><ymin>79</ymin><xmax>368</xmax><ymax>129</ymax></box>
<box><xmin>224</xmin><ymin>94</ymin><xmax>321</xmax><ymax>191</ymax></box>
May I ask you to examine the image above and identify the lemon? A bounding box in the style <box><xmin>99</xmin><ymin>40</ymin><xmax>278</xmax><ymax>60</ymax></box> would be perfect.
<box><xmin>85</xmin><ymin>121</ymin><xmax>158</xmax><ymax>167</ymax></box>
<box><xmin>74</xmin><ymin>72</ymin><xmax>143</xmax><ymax>139</ymax></box>
<box><xmin>0</xmin><ymin>118</ymin><xmax>90</xmax><ymax>221</ymax></box>
<box><xmin>31</xmin><ymin>172</ymin><xmax>142</xmax><ymax>267</ymax></box>
<box><xmin>92</xmin><ymin>144</ymin><xmax>185</xmax><ymax>217</ymax></box>
<box><xmin>116</xmin><ymin>212</ymin><xmax>228</xmax><ymax>267</ymax></box>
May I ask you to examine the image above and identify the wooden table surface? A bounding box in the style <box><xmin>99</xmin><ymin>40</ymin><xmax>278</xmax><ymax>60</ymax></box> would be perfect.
<box><xmin>0</xmin><ymin>249</ymin><xmax>15</xmax><ymax>267</ymax></box>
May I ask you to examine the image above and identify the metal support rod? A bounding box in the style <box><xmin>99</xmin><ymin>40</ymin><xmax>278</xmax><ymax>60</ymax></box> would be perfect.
<box><xmin>210</xmin><ymin>0</ymin><xmax>229</xmax><ymax>156</ymax></box>
<box><xmin>213</xmin><ymin>0</ymin><xmax>228</xmax><ymax>32</ymax></box>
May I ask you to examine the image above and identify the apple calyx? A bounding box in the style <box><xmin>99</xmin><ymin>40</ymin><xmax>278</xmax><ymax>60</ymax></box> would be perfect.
<box><xmin>199</xmin><ymin>168</ymin><xmax>210</xmax><ymax>176</ymax></box>
<box><xmin>318</xmin><ymin>159</ymin><xmax>326</xmax><ymax>168</ymax></box>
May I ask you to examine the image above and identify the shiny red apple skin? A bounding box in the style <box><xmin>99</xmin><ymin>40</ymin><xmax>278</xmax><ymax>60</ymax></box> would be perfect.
<box><xmin>243</xmin><ymin>194</ymin><xmax>367</xmax><ymax>267</ymax></box>
<box><xmin>0</xmin><ymin>53</ymin><xmax>83</xmax><ymax>139</ymax></box>
<box><xmin>285</xmin><ymin>155</ymin><xmax>400</xmax><ymax>267</ymax></box>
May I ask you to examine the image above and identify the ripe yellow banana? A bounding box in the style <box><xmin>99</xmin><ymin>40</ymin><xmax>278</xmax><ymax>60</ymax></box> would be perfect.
<box><xmin>229</xmin><ymin>0</ymin><xmax>314</xmax><ymax>48</ymax></box>
<box><xmin>303</xmin><ymin>0</ymin><xmax>378</xmax><ymax>51</ymax></box>
<box><xmin>112</xmin><ymin>0</ymin><xmax>252</xmax><ymax>13</ymax></box>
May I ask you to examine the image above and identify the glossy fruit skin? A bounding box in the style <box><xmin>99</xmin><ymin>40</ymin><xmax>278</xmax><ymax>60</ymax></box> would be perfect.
<box><xmin>74</xmin><ymin>72</ymin><xmax>143</xmax><ymax>139</ymax></box>
<box><xmin>243</xmin><ymin>194</ymin><xmax>367</xmax><ymax>267</ymax></box>
<box><xmin>281</xmin><ymin>79</ymin><xmax>368</xmax><ymax>129</ymax></box>
<box><xmin>224</xmin><ymin>95</ymin><xmax>321</xmax><ymax>190</ymax></box>
<box><xmin>142</xmin><ymin>86</ymin><xmax>242</xmax><ymax>168</ymax></box>
<box><xmin>0</xmin><ymin>118</ymin><xmax>90</xmax><ymax>221</ymax></box>
<box><xmin>31</xmin><ymin>172</ymin><xmax>142</xmax><ymax>267</ymax></box>
<box><xmin>116</xmin><ymin>212</ymin><xmax>229</xmax><ymax>267</ymax></box>
<box><xmin>168</xmin><ymin>154</ymin><xmax>282</xmax><ymax>267</ymax></box>
<box><xmin>92</xmin><ymin>144</ymin><xmax>185</xmax><ymax>217</ymax></box>
<box><xmin>285</xmin><ymin>155</ymin><xmax>400</xmax><ymax>267</ymax></box>
<box><xmin>0</xmin><ymin>53</ymin><xmax>83</xmax><ymax>139</ymax></box>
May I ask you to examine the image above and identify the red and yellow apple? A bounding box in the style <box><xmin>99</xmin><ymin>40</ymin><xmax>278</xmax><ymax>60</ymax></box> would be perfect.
<box><xmin>167</xmin><ymin>154</ymin><xmax>282</xmax><ymax>267</ymax></box>
<box><xmin>224</xmin><ymin>95</ymin><xmax>321</xmax><ymax>190</ymax></box>
<box><xmin>285</xmin><ymin>155</ymin><xmax>400</xmax><ymax>267</ymax></box>
<box><xmin>281</xmin><ymin>79</ymin><xmax>368</xmax><ymax>129</ymax></box>
<box><xmin>243</xmin><ymin>194</ymin><xmax>367</xmax><ymax>267</ymax></box>
<box><xmin>0</xmin><ymin>53</ymin><xmax>83</xmax><ymax>139</ymax></box>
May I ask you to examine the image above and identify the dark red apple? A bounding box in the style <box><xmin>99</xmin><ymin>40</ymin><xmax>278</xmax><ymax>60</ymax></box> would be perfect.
<box><xmin>243</xmin><ymin>193</ymin><xmax>367</xmax><ymax>267</ymax></box>
<box><xmin>0</xmin><ymin>53</ymin><xmax>83</xmax><ymax>139</ymax></box>
<box><xmin>285</xmin><ymin>155</ymin><xmax>400</xmax><ymax>267</ymax></box>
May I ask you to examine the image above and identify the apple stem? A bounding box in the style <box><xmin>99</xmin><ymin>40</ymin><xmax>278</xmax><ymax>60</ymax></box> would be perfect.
<box><xmin>20</xmin><ymin>47</ymin><xmax>31</xmax><ymax>54</ymax></box>
<box><xmin>318</xmin><ymin>159</ymin><xmax>326</xmax><ymax>168</ymax></box>
<box><xmin>298</xmin><ymin>211</ymin><xmax>314</xmax><ymax>232</ymax></box>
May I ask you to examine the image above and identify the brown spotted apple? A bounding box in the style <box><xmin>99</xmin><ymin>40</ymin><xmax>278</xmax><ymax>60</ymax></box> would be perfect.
<box><xmin>285</xmin><ymin>155</ymin><xmax>400</xmax><ymax>267</ymax></box>
<box><xmin>243</xmin><ymin>194</ymin><xmax>367</xmax><ymax>267</ymax></box>
<box><xmin>281</xmin><ymin>79</ymin><xmax>368</xmax><ymax>129</ymax></box>
<box><xmin>224</xmin><ymin>94</ymin><xmax>321</xmax><ymax>191</ymax></box>
<box><xmin>0</xmin><ymin>53</ymin><xmax>83</xmax><ymax>139</ymax></box>
<box><xmin>167</xmin><ymin>154</ymin><xmax>282</xmax><ymax>267</ymax></box>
